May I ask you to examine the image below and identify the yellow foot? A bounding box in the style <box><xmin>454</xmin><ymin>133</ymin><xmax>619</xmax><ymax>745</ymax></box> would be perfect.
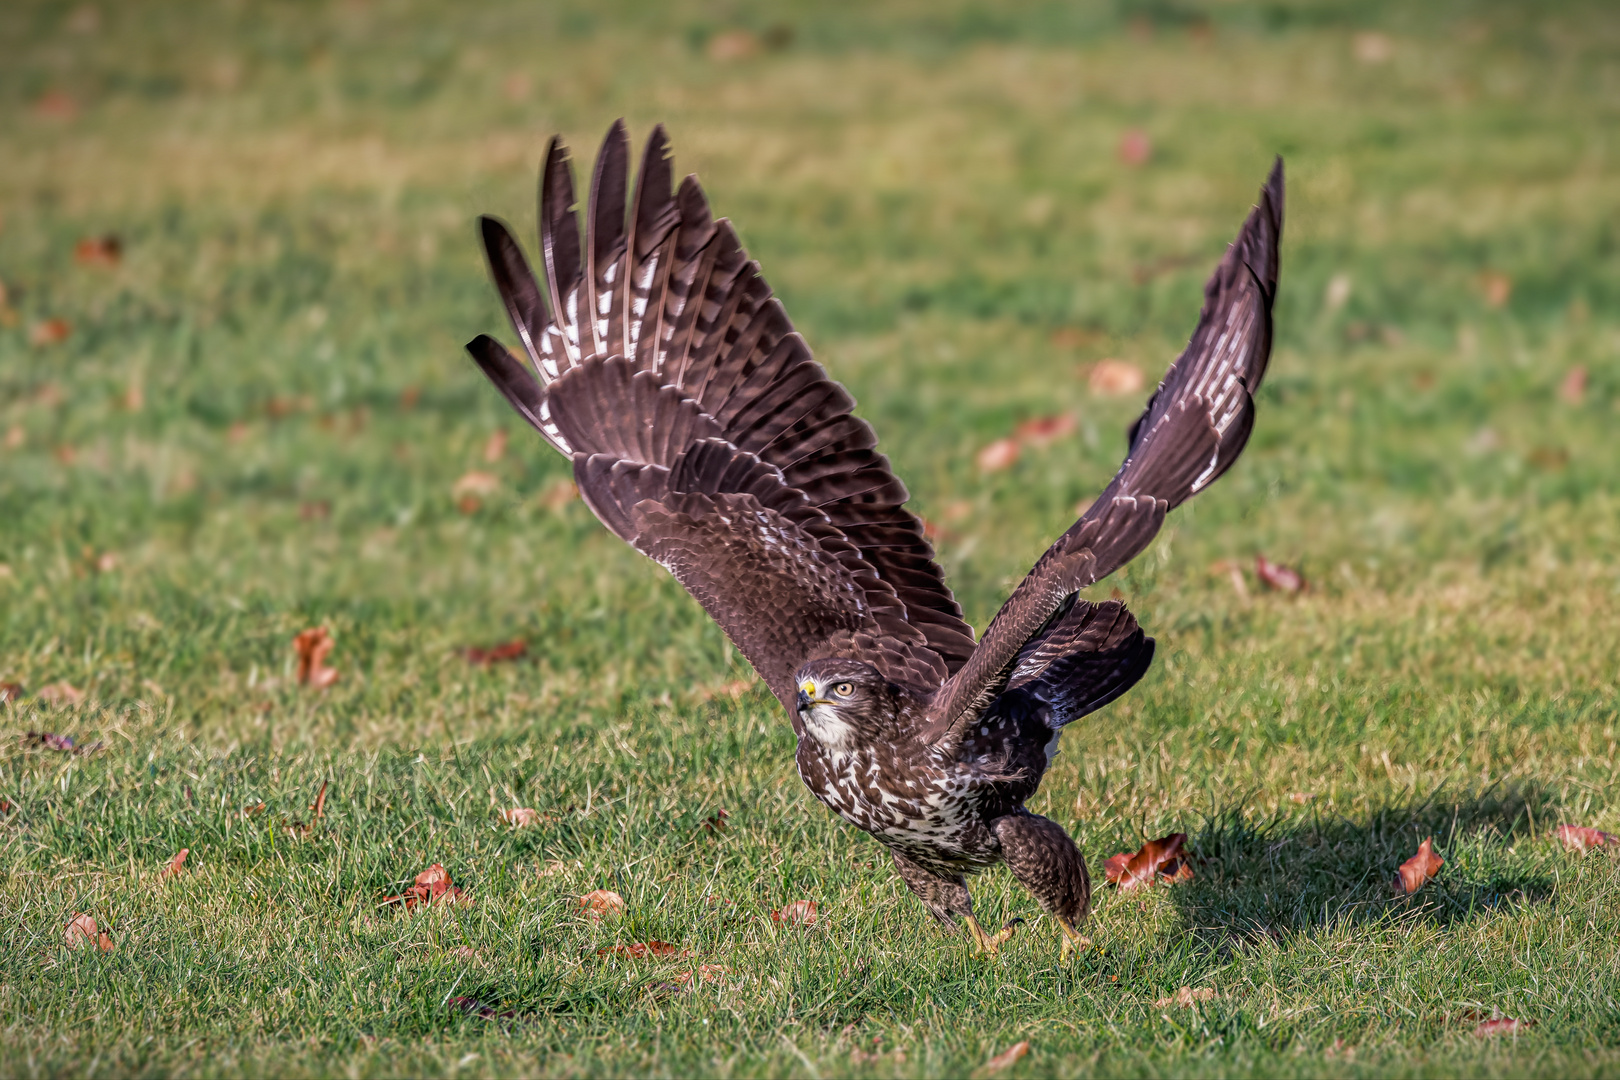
<box><xmin>1057</xmin><ymin>918</ymin><xmax>1093</xmax><ymax>962</ymax></box>
<box><xmin>964</xmin><ymin>915</ymin><xmax>1023</xmax><ymax>955</ymax></box>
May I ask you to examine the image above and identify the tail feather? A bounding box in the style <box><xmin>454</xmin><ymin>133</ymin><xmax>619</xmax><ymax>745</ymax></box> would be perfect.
<box><xmin>586</xmin><ymin>119</ymin><xmax>631</xmax><ymax>359</ymax></box>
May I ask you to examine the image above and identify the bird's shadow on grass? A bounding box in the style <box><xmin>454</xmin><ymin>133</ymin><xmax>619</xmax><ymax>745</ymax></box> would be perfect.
<box><xmin>1169</xmin><ymin>782</ymin><xmax>1557</xmax><ymax>949</ymax></box>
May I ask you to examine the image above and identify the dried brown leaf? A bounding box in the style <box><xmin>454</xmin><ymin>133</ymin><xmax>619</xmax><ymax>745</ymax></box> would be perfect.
<box><xmin>452</xmin><ymin>470</ymin><xmax>499</xmax><ymax>500</ymax></box>
<box><xmin>482</xmin><ymin>428</ymin><xmax>509</xmax><ymax>463</ymax></box>
<box><xmin>1559</xmin><ymin>366</ymin><xmax>1587</xmax><ymax>405</ymax></box>
<box><xmin>702</xmin><ymin>808</ymin><xmax>729</xmax><ymax>834</ymax></box>
<box><xmin>596</xmin><ymin>940</ymin><xmax>688</xmax><ymax>960</ymax></box>
<box><xmin>29</xmin><ymin>318</ymin><xmax>72</xmax><ymax>347</ymax></box>
<box><xmin>34</xmin><ymin>91</ymin><xmax>78</xmax><ymax>120</ymax></box>
<box><xmin>1475</xmin><ymin>1017</ymin><xmax>1534</xmax><ymax>1037</ymax></box>
<box><xmin>162</xmin><ymin>848</ymin><xmax>189</xmax><ymax>877</ymax></box>
<box><xmin>384</xmin><ymin>862</ymin><xmax>468</xmax><ymax>910</ymax></box>
<box><xmin>65</xmin><ymin>912</ymin><xmax>114</xmax><ymax>952</ymax></box>
<box><xmin>1087</xmin><ymin>359</ymin><xmax>1144</xmax><ymax>396</ymax></box>
<box><xmin>462</xmin><ymin>640</ymin><xmax>527</xmax><ymax>666</ymax></box>
<box><xmin>293</xmin><ymin>628</ymin><xmax>339</xmax><ymax>689</ymax></box>
<box><xmin>983</xmin><ymin>1041</ymin><xmax>1031</xmax><ymax>1073</ymax></box>
<box><xmin>74</xmin><ymin>234</ymin><xmax>122</xmax><ymax>268</ymax></box>
<box><xmin>500</xmin><ymin>807</ymin><xmax>539</xmax><ymax>828</ymax></box>
<box><xmin>772</xmin><ymin>899</ymin><xmax>819</xmax><ymax>926</ymax></box>
<box><xmin>0</xmin><ymin>682</ymin><xmax>24</xmax><ymax>704</ymax></box>
<box><xmin>1117</xmin><ymin>128</ymin><xmax>1152</xmax><ymax>166</ymax></box>
<box><xmin>1255</xmin><ymin>555</ymin><xmax>1305</xmax><ymax>593</ymax></box>
<box><xmin>1397</xmin><ymin>837</ymin><xmax>1443</xmax><ymax>894</ymax></box>
<box><xmin>1554</xmin><ymin>824</ymin><xmax>1619</xmax><ymax>853</ymax></box>
<box><xmin>1104</xmin><ymin>833</ymin><xmax>1193</xmax><ymax>891</ymax></box>
<box><xmin>579</xmin><ymin>889</ymin><xmax>626</xmax><ymax>920</ymax></box>
<box><xmin>1014</xmin><ymin>414</ymin><xmax>1076</xmax><ymax>447</ymax></box>
<box><xmin>976</xmin><ymin>438</ymin><xmax>1020</xmax><ymax>472</ymax></box>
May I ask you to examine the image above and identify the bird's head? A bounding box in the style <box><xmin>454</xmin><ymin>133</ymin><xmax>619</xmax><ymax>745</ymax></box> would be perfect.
<box><xmin>793</xmin><ymin>658</ymin><xmax>893</xmax><ymax>750</ymax></box>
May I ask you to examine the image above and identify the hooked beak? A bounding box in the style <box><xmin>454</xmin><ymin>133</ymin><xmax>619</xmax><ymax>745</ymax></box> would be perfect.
<box><xmin>797</xmin><ymin>688</ymin><xmax>812</xmax><ymax>710</ymax></box>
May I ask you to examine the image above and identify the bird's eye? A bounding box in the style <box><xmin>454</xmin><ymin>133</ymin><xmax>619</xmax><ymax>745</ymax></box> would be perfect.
<box><xmin>833</xmin><ymin>682</ymin><xmax>854</xmax><ymax>697</ymax></box>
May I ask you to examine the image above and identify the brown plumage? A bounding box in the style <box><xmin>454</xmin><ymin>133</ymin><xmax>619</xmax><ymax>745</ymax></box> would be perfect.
<box><xmin>466</xmin><ymin>121</ymin><xmax>1284</xmax><ymax>955</ymax></box>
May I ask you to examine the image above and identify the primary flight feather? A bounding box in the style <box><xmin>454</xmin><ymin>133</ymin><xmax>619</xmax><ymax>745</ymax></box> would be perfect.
<box><xmin>466</xmin><ymin>121</ymin><xmax>1283</xmax><ymax>955</ymax></box>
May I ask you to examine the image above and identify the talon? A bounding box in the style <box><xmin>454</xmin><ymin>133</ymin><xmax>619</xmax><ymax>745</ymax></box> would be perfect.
<box><xmin>1058</xmin><ymin>917</ymin><xmax>1092</xmax><ymax>962</ymax></box>
<box><xmin>965</xmin><ymin>915</ymin><xmax>1021</xmax><ymax>955</ymax></box>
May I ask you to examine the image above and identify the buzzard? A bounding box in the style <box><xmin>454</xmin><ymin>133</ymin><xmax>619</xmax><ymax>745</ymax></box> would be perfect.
<box><xmin>466</xmin><ymin>122</ymin><xmax>1283</xmax><ymax>958</ymax></box>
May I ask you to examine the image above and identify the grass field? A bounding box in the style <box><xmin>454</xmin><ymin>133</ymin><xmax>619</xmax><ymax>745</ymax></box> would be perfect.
<box><xmin>3</xmin><ymin>0</ymin><xmax>1620</xmax><ymax>1075</ymax></box>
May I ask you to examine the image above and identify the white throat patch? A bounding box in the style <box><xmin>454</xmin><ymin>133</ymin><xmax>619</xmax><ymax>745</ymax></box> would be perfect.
<box><xmin>801</xmin><ymin>702</ymin><xmax>856</xmax><ymax>750</ymax></box>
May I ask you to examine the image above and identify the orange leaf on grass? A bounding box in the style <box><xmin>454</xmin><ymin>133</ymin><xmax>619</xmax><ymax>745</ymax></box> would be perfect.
<box><xmin>384</xmin><ymin>863</ymin><xmax>469</xmax><ymax>910</ymax></box>
<box><xmin>162</xmin><ymin>849</ymin><xmax>189</xmax><ymax>877</ymax></box>
<box><xmin>293</xmin><ymin>628</ymin><xmax>339</xmax><ymax>689</ymax></box>
<box><xmin>1087</xmin><ymin>359</ymin><xmax>1144</xmax><ymax>397</ymax></box>
<box><xmin>1397</xmin><ymin>837</ymin><xmax>1443</xmax><ymax>894</ymax></box>
<box><xmin>1555</xmin><ymin>825</ymin><xmax>1619</xmax><ymax>853</ymax></box>
<box><xmin>579</xmin><ymin>889</ymin><xmax>626</xmax><ymax>921</ymax></box>
<box><xmin>1479</xmin><ymin>270</ymin><xmax>1512</xmax><ymax>309</ymax></box>
<box><xmin>482</xmin><ymin>429</ymin><xmax>508</xmax><ymax>463</ymax></box>
<box><xmin>1475</xmin><ymin>1017</ymin><xmax>1534</xmax><ymax>1037</ymax></box>
<box><xmin>983</xmin><ymin>1041</ymin><xmax>1031</xmax><ymax>1073</ymax></box>
<box><xmin>771</xmin><ymin>899</ymin><xmax>819</xmax><ymax>926</ymax></box>
<box><xmin>1559</xmin><ymin>366</ymin><xmax>1587</xmax><ymax>405</ymax></box>
<box><xmin>1014</xmin><ymin>414</ymin><xmax>1076</xmax><ymax>447</ymax></box>
<box><xmin>499</xmin><ymin>807</ymin><xmax>539</xmax><ymax>828</ymax></box>
<box><xmin>976</xmin><ymin>438</ymin><xmax>1020</xmax><ymax>472</ymax></box>
<box><xmin>65</xmin><ymin>912</ymin><xmax>114</xmax><ymax>952</ymax></box>
<box><xmin>33</xmin><ymin>91</ymin><xmax>79</xmax><ymax>120</ymax></box>
<box><xmin>596</xmin><ymin>940</ymin><xmax>688</xmax><ymax>960</ymax></box>
<box><xmin>1255</xmin><ymin>555</ymin><xmax>1305</xmax><ymax>593</ymax></box>
<box><xmin>1117</xmin><ymin>128</ymin><xmax>1153</xmax><ymax>167</ymax></box>
<box><xmin>462</xmin><ymin>640</ymin><xmax>527</xmax><ymax>665</ymax></box>
<box><xmin>29</xmin><ymin>318</ymin><xmax>72</xmax><ymax>347</ymax></box>
<box><xmin>1104</xmin><ymin>833</ymin><xmax>1194</xmax><ymax>891</ymax></box>
<box><xmin>74</xmin><ymin>234</ymin><xmax>122</xmax><ymax>268</ymax></box>
<box><xmin>702</xmin><ymin>808</ymin><xmax>729</xmax><ymax>834</ymax></box>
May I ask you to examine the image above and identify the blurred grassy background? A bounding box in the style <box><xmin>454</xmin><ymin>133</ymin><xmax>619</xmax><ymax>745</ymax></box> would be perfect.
<box><xmin>2</xmin><ymin>1</ymin><xmax>1619</xmax><ymax>1076</ymax></box>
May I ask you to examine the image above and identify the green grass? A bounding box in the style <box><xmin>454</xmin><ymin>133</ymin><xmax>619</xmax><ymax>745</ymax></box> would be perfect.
<box><xmin>3</xmin><ymin>0</ymin><xmax>1620</xmax><ymax>1075</ymax></box>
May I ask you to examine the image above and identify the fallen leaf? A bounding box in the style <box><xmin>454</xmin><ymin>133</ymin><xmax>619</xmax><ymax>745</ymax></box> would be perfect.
<box><xmin>1088</xmin><ymin>359</ymin><xmax>1144</xmax><ymax>397</ymax></box>
<box><xmin>30</xmin><ymin>318</ymin><xmax>72</xmax><ymax>346</ymax></box>
<box><xmin>293</xmin><ymin>627</ymin><xmax>339</xmax><ymax>689</ymax></box>
<box><xmin>1475</xmin><ymin>1017</ymin><xmax>1534</xmax><ymax>1037</ymax></box>
<box><xmin>383</xmin><ymin>863</ymin><xmax>469</xmax><ymax>910</ymax></box>
<box><xmin>482</xmin><ymin>429</ymin><xmax>508</xmax><ymax>463</ymax></box>
<box><xmin>671</xmin><ymin>963</ymin><xmax>730</xmax><ymax>986</ymax></box>
<box><xmin>540</xmin><ymin>479</ymin><xmax>578</xmax><ymax>511</ymax></box>
<box><xmin>983</xmin><ymin>1041</ymin><xmax>1031</xmax><ymax>1073</ymax></box>
<box><xmin>1289</xmin><ymin>792</ymin><xmax>1315</xmax><ymax>804</ymax></box>
<box><xmin>1352</xmin><ymin>31</ymin><xmax>1393</xmax><ymax>64</ymax></box>
<box><xmin>596</xmin><ymin>940</ymin><xmax>688</xmax><ymax>959</ymax></box>
<box><xmin>1015</xmin><ymin>414</ymin><xmax>1076</xmax><ymax>447</ymax></box>
<box><xmin>74</xmin><ymin>234</ymin><xmax>122</xmax><ymax>267</ymax></box>
<box><xmin>1397</xmin><ymin>837</ymin><xmax>1443</xmax><ymax>894</ymax></box>
<box><xmin>707</xmin><ymin>29</ymin><xmax>761</xmax><ymax>61</ymax></box>
<box><xmin>1554</xmin><ymin>824</ymin><xmax>1619</xmax><ymax>853</ymax></box>
<box><xmin>1104</xmin><ymin>833</ymin><xmax>1194</xmax><ymax>891</ymax></box>
<box><xmin>500</xmin><ymin>807</ymin><xmax>539</xmax><ymax>828</ymax></box>
<box><xmin>33</xmin><ymin>91</ymin><xmax>79</xmax><ymax>120</ymax></box>
<box><xmin>772</xmin><ymin>899</ymin><xmax>819</xmax><ymax>926</ymax></box>
<box><xmin>501</xmin><ymin>72</ymin><xmax>531</xmax><ymax>102</ymax></box>
<box><xmin>0</xmin><ymin>798</ymin><xmax>13</xmax><ymax>814</ymax></box>
<box><xmin>1479</xmin><ymin>270</ymin><xmax>1512</xmax><ymax>308</ymax></box>
<box><xmin>452</xmin><ymin>471</ymin><xmax>498</xmax><ymax>500</ymax></box>
<box><xmin>1155</xmin><ymin>986</ymin><xmax>1217</xmax><ymax>1008</ymax></box>
<box><xmin>1559</xmin><ymin>366</ymin><xmax>1587</xmax><ymax>405</ymax></box>
<box><xmin>579</xmin><ymin>889</ymin><xmax>626</xmax><ymax>920</ymax></box>
<box><xmin>1050</xmin><ymin>326</ymin><xmax>1102</xmax><ymax>349</ymax></box>
<box><xmin>461</xmin><ymin>640</ymin><xmax>527</xmax><ymax>665</ymax></box>
<box><xmin>64</xmin><ymin>912</ymin><xmax>114</xmax><ymax>952</ymax></box>
<box><xmin>702</xmin><ymin>808</ymin><xmax>729</xmax><ymax>834</ymax></box>
<box><xmin>977</xmin><ymin>438</ymin><xmax>1021</xmax><ymax>472</ymax></box>
<box><xmin>0</xmin><ymin>681</ymin><xmax>23</xmax><ymax>703</ymax></box>
<box><xmin>162</xmin><ymin>849</ymin><xmax>189</xmax><ymax>877</ymax></box>
<box><xmin>1255</xmin><ymin>555</ymin><xmax>1305</xmax><ymax>593</ymax></box>
<box><xmin>241</xmin><ymin>802</ymin><xmax>266</xmax><ymax>818</ymax></box>
<box><xmin>1117</xmin><ymin>128</ymin><xmax>1152</xmax><ymax>167</ymax></box>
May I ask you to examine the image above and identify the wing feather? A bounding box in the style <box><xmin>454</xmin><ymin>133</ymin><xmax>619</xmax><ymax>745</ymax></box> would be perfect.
<box><xmin>923</xmin><ymin>159</ymin><xmax>1284</xmax><ymax>743</ymax></box>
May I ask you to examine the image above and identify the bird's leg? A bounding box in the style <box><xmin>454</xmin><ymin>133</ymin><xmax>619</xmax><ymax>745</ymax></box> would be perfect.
<box><xmin>963</xmin><ymin>914</ymin><xmax>1024</xmax><ymax>955</ymax></box>
<box><xmin>1057</xmin><ymin>917</ymin><xmax>1092</xmax><ymax>962</ymax></box>
<box><xmin>991</xmin><ymin>812</ymin><xmax>1092</xmax><ymax>959</ymax></box>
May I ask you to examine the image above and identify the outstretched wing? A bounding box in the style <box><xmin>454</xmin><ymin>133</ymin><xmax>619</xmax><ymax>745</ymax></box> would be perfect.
<box><xmin>922</xmin><ymin>158</ymin><xmax>1284</xmax><ymax>743</ymax></box>
<box><xmin>465</xmin><ymin>121</ymin><xmax>977</xmax><ymax>713</ymax></box>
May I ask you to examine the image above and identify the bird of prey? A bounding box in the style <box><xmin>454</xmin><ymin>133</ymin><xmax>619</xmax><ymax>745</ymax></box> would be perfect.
<box><xmin>466</xmin><ymin>121</ymin><xmax>1283</xmax><ymax>958</ymax></box>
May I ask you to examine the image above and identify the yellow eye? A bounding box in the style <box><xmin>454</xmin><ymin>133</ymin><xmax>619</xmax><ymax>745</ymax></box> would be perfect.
<box><xmin>833</xmin><ymin>682</ymin><xmax>854</xmax><ymax>697</ymax></box>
